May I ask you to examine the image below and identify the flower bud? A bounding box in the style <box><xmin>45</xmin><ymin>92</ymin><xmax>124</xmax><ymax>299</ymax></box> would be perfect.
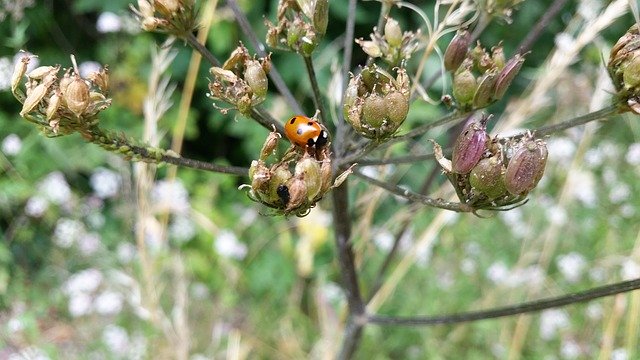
<box><xmin>504</xmin><ymin>139</ymin><xmax>548</xmax><ymax>195</ymax></box>
<box><xmin>64</xmin><ymin>76</ymin><xmax>90</xmax><ymax>118</ymax></box>
<box><xmin>384</xmin><ymin>18</ymin><xmax>403</xmax><ymax>48</ymax></box>
<box><xmin>244</xmin><ymin>60</ymin><xmax>268</xmax><ymax>98</ymax></box>
<box><xmin>471</xmin><ymin>44</ymin><xmax>492</xmax><ymax>73</ymax></box>
<box><xmin>451</xmin><ymin>118</ymin><xmax>488</xmax><ymax>174</ymax></box>
<box><xmin>470</xmin><ymin>155</ymin><xmax>506</xmax><ymax>199</ymax></box>
<box><xmin>452</xmin><ymin>68</ymin><xmax>477</xmax><ymax>107</ymax></box>
<box><xmin>384</xmin><ymin>91</ymin><xmax>409</xmax><ymax>126</ymax></box>
<box><xmin>444</xmin><ymin>30</ymin><xmax>471</xmax><ymax>72</ymax></box>
<box><xmin>473</xmin><ymin>70</ymin><xmax>498</xmax><ymax>108</ymax></box>
<box><xmin>494</xmin><ymin>54</ymin><xmax>525</xmax><ymax>100</ymax></box>
<box><xmin>358</xmin><ymin>39</ymin><xmax>383</xmax><ymax>58</ymax></box>
<box><xmin>313</xmin><ymin>0</ymin><xmax>329</xmax><ymax>35</ymax></box>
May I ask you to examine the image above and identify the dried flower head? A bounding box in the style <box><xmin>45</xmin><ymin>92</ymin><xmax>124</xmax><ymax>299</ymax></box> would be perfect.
<box><xmin>608</xmin><ymin>25</ymin><xmax>640</xmax><ymax>114</ymax></box>
<box><xmin>355</xmin><ymin>17</ymin><xmax>422</xmax><ymax>67</ymax></box>
<box><xmin>130</xmin><ymin>0</ymin><xmax>197</xmax><ymax>36</ymax></box>
<box><xmin>265</xmin><ymin>0</ymin><xmax>328</xmax><ymax>56</ymax></box>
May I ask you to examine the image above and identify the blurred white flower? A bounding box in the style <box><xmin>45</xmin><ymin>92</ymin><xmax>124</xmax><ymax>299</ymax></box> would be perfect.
<box><xmin>554</xmin><ymin>33</ymin><xmax>575</xmax><ymax>54</ymax></box>
<box><xmin>64</xmin><ymin>268</ymin><xmax>103</xmax><ymax>295</ymax></box>
<box><xmin>68</xmin><ymin>293</ymin><xmax>93</xmax><ymax>317</ymax></box>
<box><xmin>539</xmin><ymin>309</ymin><xmax>569</xmax><ymax>340</ymax></box>
<box><xmin>556</xmin><ymin>252</ymin><xmax>587</xmax><ymax>283</ymax></box>
<box><xmin>546</xmin><ymin>205</ymin><xmax>567</xmax><ymax>226</ymax></box>
<box><xmin>583</xmin><ymin>147</ymin><xmax>604</xmax><ymax>168</ymax></box>
<box><xmin>169</xmin><ymin>215</ymin><xmax>196</xmax><ymax>243</ymax></box>
<box><xmin>190</xmin><ymin>282</ymin><xmax>210</xmax><ymax>300</ymax></box>
<box><xmin>506</xmin><ymin>265</ymin><xmax>545</xmax><ymax>288</ymax></box>
<box><xmin>97</xmin><ymin>12</ymin><xmax>122</xmax><ymax>33</ymax></box>
<box><xmin>53</xmin><ymin>218</ymin><xmax>85</xmax><ymax>248</ymax></box>
<box><xmin>620</xmin><ymin>204</ymin><xmax>636</xmax><ymax>218</ymax></box>
<box><xmin>560</xmin><ymin>339</ymin><xmax>581</xmax><ymax>359</ymax></box>
<box><xmin>373</xmin><ymin>230</ymin><xmax>394</xmax><ymax>252</ymax></box>
<box><xmin>588</xmin><ymin>266</ymin><xmax>606</xmax><ymax>282</ymax></box>
<box><xmin>78</xmin><ymin>232</ymin><xmax>102</xmax><ymax>256</ymax></box>
<box><xmin>0</xmin><ymin>57</ymin><xmax>12</xmax><ymax>90</ymax></box>
<box><xmin>569</xmin><ymin>170</ymin><xmax>596</xmax><ymax>207</ymax></box>
<box><xmin>320</xmin><ymin>281</ymin><xmax>345</xmax><ymax>305</ymax></box>
<box><xmin>79</xmin><ymin>61</ymin><xmax>102</xmax><ymax>78</ymax></box>
<box><xmin>546</xmin><ymin>137</ymin><xmax>576</xmax><ymax>163</ymax></box>
<box><xmin>90</xmin><ymin>167</ymin><xmax>121</xmax><ymax>199</ymax></box>
<box><xmin>486</xmin><ymin>261</ymin><xmax>509</xmax><ymax>283</ymax></box>
<box><xmin>612</xmin><ymin>348</ymin><xmax>628</xmax><ymax>360</ymax></box>
<box><xmin>7</xmin><ymin>317</ymin><xmax>24</xmax><ymax>333</ymax></box>
<box><xmin>95</xmin><ymin>290</ymin><xmax>124</xmax><ymax>315</ymax></box>
<box><xmin>499</xmin><ymin>208</ymin><xmax>530</xmax><ymax>238</ymax></box>
<box><xmin>214</xmin><ymin>229</ymin><xmax>247</xmax><ymax>260</ymax></box>
<box><xmin>625</xmin><ymin>143</ymin><xmax>640</xmax><ymax>166</ymax></box>
<box><xmin>460</xmin><ymin>258</ymin><xmax>476</xmax><ymax>275</ymax></box>
<box><xmin>2</xmin><ymin>134</ymin><xmax>22</xmax><ymax>155</ymax></box>
<box><xmin>24</xmin><ymin>195</ymin><xmax>49</xmax><ymax>217</ymax></box>
<box><xmin>609</xmin><ymin>183</ymin><xmax>630</xmax><ymax>204</ymax></box>
<box><xmin>585</xmin><ymin>302</ymin><xmax>602</xmax><ymax>319</ymax></box>
<box><xmin>152</xmin><ymin>180</ymin><xmax>190</xmax><ymax>214</ymax></box>
<box><xmin>102</xmin><ymin>325</ymin><xmax>129</xmax><ymax>356</ymax></box>
<box><xmin>117</xmin><ymin>243</ymin><xmax>137</xmax><ymax>263</ymax></box>
<box><xmin>621</xmin><ymin>259</ymin><xmax>640</xmax><ymax>280</ymax></box>
<box><xmin>8</xmin><ymin>346</ymin><xmax>50</xmax><ymax>360</ymax></box>
<box><xmin>38</xmin><ymin>172</ymin><xmax>71</xmax><ymax>205</ymax></box>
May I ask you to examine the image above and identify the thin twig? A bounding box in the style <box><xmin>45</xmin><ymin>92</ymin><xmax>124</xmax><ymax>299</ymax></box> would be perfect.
<box><xmin>368</xmin><ymin>277</ymin><xmax>640</xmax><ymax>326</ymax></box>
<box><xmin>354</xmin><ymin>170</ymin><xmax>471</xmax><ymax>212</ymax></box>
<box><xmin>516</xmin><ymin>0</ymin><xmax>570</xmax><ymax>55</ymax></box>
<box><xmin>365</xmin><ymin>2</ymin><xmax>392</xmax><ymax>67</ymax></box>
<box><xmin>336</xmin><ymin>0</ymin><xmax>359</xmax><ymax>157</ymax></box>
<box><xmin>185</xmin><ymin>32</ymin><xmax>220</xmax><ymax>67</ymax></box>
<box><xmin>226</xmin><ymin>0</ymin><xmax>304</xmax><ymax>114</ymax></box>
<box><xmin>303</xmin><ymin>56</ymin><xmax>327</xmax><ymax>123</ymax></box>
<box><xmin>533</xmin><ymin>105</ymin><xmax>619</xmax><ymax>137</ymax></box>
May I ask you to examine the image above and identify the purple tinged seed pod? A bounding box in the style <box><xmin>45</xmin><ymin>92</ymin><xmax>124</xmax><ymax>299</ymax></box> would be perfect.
<box><xmin>444</xmin><ymin>30</ymin><xmax>471</xmax><ymax>72</ymax></box>
<box><xmin>451</xmin><ymin>117</ymin><xmax>489</xmax><ymax>174</ymax></box>
<box><xmin>473</xmin><ymin>69</ymin><xmax>498</xmax><ymax>108</ymax></box>
<box><xmin>494</xmin><ymin>54</ymin><xmax>525</xmax><ymax>100</ymax></box>
<box><xmin>469</xmin><ymin>154</ymin><xmax>507</xmax><ymax>199</ymax></box>
<box><xmin>504</xmin><ymin>138</ymin><xmax>548</xmax><ymax>196</ymax></box>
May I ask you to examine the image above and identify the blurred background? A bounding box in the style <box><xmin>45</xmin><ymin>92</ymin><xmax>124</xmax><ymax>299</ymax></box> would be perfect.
<box><xmin>1</xmin><ymin>0</ymin><xmax>640</xmax><ymax>358</ymax></box>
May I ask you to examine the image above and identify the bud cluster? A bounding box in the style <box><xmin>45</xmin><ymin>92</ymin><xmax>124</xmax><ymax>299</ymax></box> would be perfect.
<box><xmin>265</xmin><ymin>0</ymin><xmax>329</xmax><ymax>56</ymax></box>
<box><xmin>243</xmin><ymin>127</ymin><xmax>349</xmax><ymax>217</ymax></box>
<box><xmin>355</xmin><ymin>17</ymin><xmax>421</xmax><ymax>67</ymax></box>
<box><xmin>130</xmin><ymin>0</ymin><xmax>197</xmax><ymax>35</ymax></box>
<box><xmin>343</xmin><ymin>65</ymin><xmax>410</xmax><ymax>140</ymax></box>
<box><xmin>444</xmin><ymin>30</ymin><xmax>524</xmax><ymax>110</ymax></box>
<box><xmin>608</xmin><ymin>25</ymin><xmax>640</xmax><ymax>114</ymax></box>
<box><xmin>11</xmin><ymin>55</ymin><xmax>111</xmax><ymax>136</ymax></box>
<box><xmin>433</xmin><ymin>114</ymin><xmax>548</xmax><ymax>211</ymax></box>
<box><xmin>477</xmin><ymin>0</ymin><xmax>524</xmax><ymax>23</ymax></box>
<box><xmin>208</xmin><ymin>43</ymin><xmax>271</xmax><ymax>115</ymax></box>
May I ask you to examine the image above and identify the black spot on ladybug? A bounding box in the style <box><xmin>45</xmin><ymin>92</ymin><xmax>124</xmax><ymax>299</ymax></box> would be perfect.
<box><xmin>307</xmin><ymin>138</ymin><xmax>315</xmax><ymax>146</ymax></box>
<box><xmin>277</xmin><ymin>184</ymin><xmax>290</xmax><ymax>205</ymax></box>
<box><xmin>307</xmin><ymin>122</ymin><xmax>314</xmax><ymax>126</ymax></box>
<box><xmin>289</xmin><ymin>118</ymin><xmax>296</xmax><ymax>124</ymax></box>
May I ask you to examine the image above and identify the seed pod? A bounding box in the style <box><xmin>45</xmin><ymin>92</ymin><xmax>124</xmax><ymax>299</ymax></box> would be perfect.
<box><xmin>27</xmin><ymin>66</ymin><xmax>57</xmax><ymax>80</ymax></box>
<box><xmin>494</xmin><ymin>54</ymin><xmax>525</xmax><ymax>100</ymax></box>
<box><xmin>451</xmin><ymin>118</ymin><xmax>488</xmax><ymax>174</ymax></box>
<box><xmin>444</xmin><ymin>30</ymin><xmax>471</xmax><ymax>72</ymax></box>
<box><xmin>268</xmin><ymin>165</ymin><xmax>293</xmax><ymax>205</ymax></box>
<box><xmin>295</xmin><ymin>156</ymin><xmax>322</xmax><ymax>201</ymax></box>
<box><xmin>362</xmin><ymin>93</ymin><xmax>386</xmax><ymax>128</ymax></box>
<box><xmin>11</xmin><ymin>55</ymin><xmax>30</xmax><ymax>94</ymax></box>
<box><xmin>313</xmin><ymin>0</ymin><xmax>329</xmax><ymax>35</ymax></box>
<box><xmin>46</xmin><ymin>90</ymin><xmax>62</xmax><ymax>120</ymax></box>
<box><xmin>384</xmin><ymin>18</ymin><xmax>403</xmax><ymax>48</ymax></box>
<box><xmin>359</xmin><ymin>40</ymin><xmax>383</xmax><ymax>58</ymax></box>
<box><xmin>320</xmin><ymin>159</ymin><xmax>332</xmax><ymax>193</ymax></box>
<box><xmin>285</xmin><ymin>177</ymin><xmax>308</xmax><ymax>211</ymax></box>
<box><xmin>20</xmin><ymin>82</ymin><xmax>48</xmax><ymax>117</ymax></box>
<box><xmin>623</xmin><ymin>55</ymin><xmax>640</xmax><ymax>89</ymax></box>
<box><xmin>384</xmin><ymin>91</ymin><xmax>409</xmax><ymax>126</ymax></box>
<box><xmin>504</xmin><ymin>139</ymin><xmax>548</xmax><ymax>195</ymax></box>
<box><xmin>260</xmin><ymin>131</ymin><xmax>280</xmax><ymax>160</ymax></box>
<box><xmin>64</xmin><ymin>76</ymin><xmax>90</xmax><ymax>118</ymax></box>
<box><xmin>244</xmin><ymin>60</ymin><xmax>268</xmax><ymax>98</ymax></box>
<box><xmin>473</xmin><ymin>70</ymin><xmax>498</xmax><ymax>108</ymax></box>
<box><xmin>452</xmin><ymin>68</ymin><xmax>477</xmax><ymax>107</ymax></box>
<box><xmin>491</xmin><ymin>45</ymin><xmax>506</xmax><ymax>70</ymax></box>
<box><xmin>470</xmin><ymin>155</ymin><xmax>506</xmax><ymax>199</ymax></box>
<box><xmin>88</xmin><ymin>67</ymin><xmax>109</xmax><ymax>93</ymax></box>
<box><xmin>249</xmin><ymin>160</ymin><xmax>271</xmax><ymax>193</ymax></box>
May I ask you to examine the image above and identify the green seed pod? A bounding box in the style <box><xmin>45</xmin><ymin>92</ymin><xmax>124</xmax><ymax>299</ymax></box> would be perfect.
<box><xmin>473</xmin><ymin>70</ymin><xmax>498</xmax><ymax>108</ymax></box>
<box><xmin>295</xmin><ymin>156</ymin><xmax>322</xmax><ymax>201</ymax></box>
<box><xmin>491</xmin><ymin>45</ymin><xmax>506</xmax><ymax>70</ymax></box>
<box><xmin>313</xmin><ymin>0</ymin><xmax>329</xmax><ymax>35</ymax></box>
<box><xmin>444</xmin><ymin>30</ymin><xmax>471</xmax><ymax>72</ymax></box>
<box><xmin>384</xmin><ymin>91</ymin><xmax>409</xmax><ymax>126</ymax></box>
<box><xmin>452</xmin><ymin>69</ymin><xmax>477</xmax><ymax>107</ymax></box>
<box><xmin>244</xmin><ymin>60</ymin><xmax>268</xmax><ymax>98</ymax></box>
<box><xmin>287</xmin><ymin>20</ymin><xmax>304</xmax><ymax>48</ymax></box>
<box><xmin>300</xmin><ymin>31</ymin><xmax>318</xmax><ymax>56</ymax></box>
<box><xmin>623</xmin><ymin>55</ymin><xmax>640</xmax><ymax>89</ymax></box>
<box><xmin>494</xmin><ymin>54</ymin><xmax>525</xmax><ymax>100</ymax></box>
<box><xmin>250</xmin><ymin>160</ymin><xmax>271</xmax><ymax>195</ymax></box>
<box><xmin>451</xmin><ymin>118</ymin><xmax>488</xmax><ymax>174</ymax></box>
<box><xmin>470</xmin><ymin>155</ymin><xmax>507</xmax><ymax>199</ymax></box>
<box><xmin>384</xmin><ymin>18</ymin><xmax>403</xmax><ymax>48</ymax></box>
<box><xmin>266</xmin><ymin>165</ymin><xmax>293</xmax><ymax>206</ymax></box>
<box><xmin>362</xmin><ymin>93</ymin><xmax>387</xmax><ymax>128</ymax></box>
<box><xmin>504</xmin><ymin>139</ymin><xmax>548</xmax><ymax>196</ymax></box>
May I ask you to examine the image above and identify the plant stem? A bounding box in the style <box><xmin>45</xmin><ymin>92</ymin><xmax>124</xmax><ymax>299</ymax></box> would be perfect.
<box><xmin>534</xmin><ymin>105</ymin><xmax>619</xmax><ymax>137</ymax></box>
<box><xmin>365</xmin><ymin>2</ymin><xmax>391</xmax><ymax>67</ymax></box>
<box><xmin>335</xmin><ymin>0</ymin><xmax>359</xmax><ymax>157</ymax></box>
<box><xmin>185</xmin><ymin>32</ymin><xmax>220</xmax><ymax>67</ymax></box>
<box><xmin>332</xmin><ymin>181</ymin><xmax>366</xmax><ymax>359</ymax></box>
<box><xmin>516</xmin><ymin>0</ymin><xmax>570</xmax><ymax>55</ymax></box>
<box><xmin>354</xmin><ymin>170</ymin><xmax>472</xmax><ymax>212</ymax></box>
<box><xmin>368</xmin><ymin>277</ymin><xmax>640</xmax><ymax>326</ymax></box>
<box><xmin>226</xmin><ymin>0</ymin><xmax>304</xmax><ymax>114</ymax></box>
<box><xmin>303</xmin><ymin>56</ymin><xmax>327</xmax><ymax>123</ymax></box>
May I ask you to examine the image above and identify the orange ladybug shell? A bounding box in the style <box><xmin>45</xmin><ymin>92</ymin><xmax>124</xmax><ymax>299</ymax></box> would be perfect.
<box><xmin>284</xmin><ymin>115</ymin><xmax>328</xmax><ymax>148</ymax></box>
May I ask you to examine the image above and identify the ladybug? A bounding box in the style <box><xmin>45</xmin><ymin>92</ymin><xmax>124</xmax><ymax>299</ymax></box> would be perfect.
<box><xmin>284</xmin><ymin>115</ymin><xmax>329</xmax><ymax>149</ymax></box>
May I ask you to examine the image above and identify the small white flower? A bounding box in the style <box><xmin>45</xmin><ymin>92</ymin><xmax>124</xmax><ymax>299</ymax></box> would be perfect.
<box><xmin>621</xmin><ymin>259</ymin><xmax>640</xmax><ymax>280</ymax></box>
<box><xmin>90</xmin><ymin>167</ymin><xmax>121</xmax><ymax>199</ymax></box>
<box><xmin>78</xmin><ymin>232</ymin><xmax>102</xmax><ymax>256</ymax></box>
<box><xmin>569</xmin><ymin>170</ymin><xmax>596</xmax><ymax>207</ymax></box>
<box><xmin>583</xmin><ymin>148</ymin><xmax>604</xmax><ymax>168</ymax></box>
<box><xmin>96</xmin><ymin>12</ymin><xmax>122</xmax><ymax>33</ymax></box>
<box><xmin>78</xmin><ymin>61</ymin><xmax>102</xmax><ymax>78</ymax></box>
<box><xmin>25</xmin><ymin>195</ymin><xmax>49</xmax><ymax>217</ymax></box>
<box><xmin>486</xmin><ymin>261</ymin><xmax>509</xmax><ymax>283</ymax></box>
<box><xmin>169</xmin><ymin>215</ymin><xmax>196</xmax><ymax>243</ymax></box>
<box><xmin>556</xmin><ymin>252</ymin><xmax>587</xmax><ymax>283</ymax></box>
<box><xmin>116</xmin><ymin>242</ymin><xmax>136</xmax><ymax>263</ymax></box>
<box><xmin>625</xmin><ymin>143</ymin><xmax>640</xmax><ymax>166</ymax></box>
<box><xmin>68</xmin><ymin>293</ymin><xmax>93</xmax><ymax>317</ymax></box>
<box><xmin>611</xmin><ymin>348</ymin><xmax>628</xmax><ymax>360</ymax></box>
<box><xmin>585</xmin><ymin>303</ymin><xmax>602</xmax><ymax>319</ymax></box>
<box><xmin>8</xmin><ymin>346</ymin><xmax>50</xmax><ymax>360</ymax></box>
<box><xmin>560</xmin><ymin>339</ymin><xmax>581</xmax><ymax>359</ymax></box>
<box><xmin>53</xmin><ymin>218</ymin><xmax>85</xmax><ymax>248</ymax></box>
<box><xmin>546</xmin><ymin>137</ymin><xmax>576</xmax><ymax>163</ymax></box>
<box><xmin>539</xmin><ymin>309</ymin><xmax>569</xmax><ymax>340</ymax></box>
<box><xmin>95</xmin><ymin>290</ymin><xmax>124</xmax><ymax>315</ymax></box>
<box><xmin>152</xmin><ymin>180</ymin><xmax>190</xmax><ymax>214</ymax></box>
<box><xmin>214</xmin><ymin>229</ymin><xmax>247</xmax><ymax>260</ymax></box>
<box><xmin>0</xmin><ymin>57</ymin><xmax>12</xmax><ymax>90</ymax></box>
<box><xmin>609</xmin><ymin>183</ymin><xmax>631</xmax><ymax>204</ymax></box>
<box><xmin>546</xmin><ymin>205</ymin><xmax>567</xmax><ymax>226</ymax></box>
<box><xmin>2</xmin><ymin>134</ymin><xmax>22</xmax><ymax>155</ymax></box>
<box><xmin>102</xmin><ymin>325</ymin><xmax>129</xmax><ymax>355</ymax></box>
<box><xmin>38</xmin><ymin>171</ymin><xmax>71</xmax><ymax>205</ymax></box>
<box><xmin>460</xmin><ymin>258</ymin><xmax>476</xmax><ymax>275</ymax></box>
<box><xmin>373</xmin><ymin>230</ymin><xmax>394</xmax><ymax>252</ymax></box>
<box><xmin>7</xmin><ymin>317</ymin><xmax>24</xmax><ymax>332</ymax></box>
<box><xmin>64</xmin><ymin>268</ymin><xmax>103</xmax><ymax>295</ymax></box>
<box><xmin>620</xmin><ymin>204</ymin><xmax>635</xmax><ymax>218</ymax></box>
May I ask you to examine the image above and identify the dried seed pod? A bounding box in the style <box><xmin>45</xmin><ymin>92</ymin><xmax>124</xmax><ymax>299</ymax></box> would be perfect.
<box><xmin>249</xmin><ymin>160</ymin><xmax>271</xmax><ymax>193</ymax></box>
<box><xmin>20</xmin><ymin>82</ymin><xmax>48</xmax><ymax>117</ymax></box>
<box><xmin>384</xmin><ymin>18</ymin><xmax>403</xmax><ymax>48</ymax></box>
<box><xmin>473</xmin><ymin>70</ymin><xmax>498</xmax><ymax>108</ymax></box>
<box><xmin>358</xmin><ymin>39</ymin><xmax>383</xmax><ymax>58</ymax></box>
<box><xmin>12</xmin><ymin>55</ymin><xmax>31</xmax><ymax>94</ymax></box>
<box><xmin>64</xmin><ymin>76</ymin><xmax>90</xmax><ymax>118</ymax></box>
<box><xmin>504</xmin><ymin>139</ymin><xmax>548</xmax><ymax>195</ymax></box>
<box><xmin>285</xmin><ymin>177</ymin><xmax>308</xmax><ymax>211</ymax></box>
<box><xmin>494</xmin><ymin>54</ymin><xmax>525</xmax><ymax>100</ymax></box>
<box><xmin>260</xmin><ymin>130</ymin><xmax>280</xmax><ymax>160</ymax></box>
<box><xmin>46</xmin><ymin>90</ymin><xmax>62</xmax><ymax>120</ymax></box>
<box><xmin>27</xmin><ymin>66</ymin><xmax>58</xmax><ymax>80</ymax></box>
<box><xmin>470</xmin><ymin>155</ymin><xmax>507</xmax><ymax>199</ymax></box>
<box><xmin>244</xmin><ymin>60</ymin><xmax>268</xmax><ymax>98</ymax></box>
<box><xmin>451</xmin><ymin>118</ymin><xmax>488</xmax><ymax>174</ymax></box>
<box><xmin>268</xmin><ymin>165</ymin><xmax>293</xmax><ymax>205</ymax></box>
<box><xmin>444</xmin><ymin>30</ymin><xmax>471</xmax><ymax>72</ymax></box>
